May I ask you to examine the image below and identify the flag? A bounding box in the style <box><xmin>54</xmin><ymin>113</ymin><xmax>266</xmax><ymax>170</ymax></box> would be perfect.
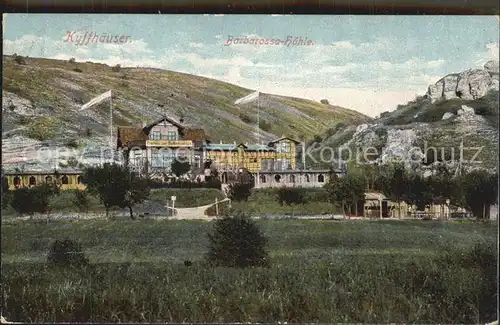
<box><xmin>80</xmin><ymin>90</ymin><xmax>112</xmax><ymax>110</ymax></box>
<box><xmin>234</xmin><ymin>91</ymin><xmax>259</xmax><ymax>105</ymax></box>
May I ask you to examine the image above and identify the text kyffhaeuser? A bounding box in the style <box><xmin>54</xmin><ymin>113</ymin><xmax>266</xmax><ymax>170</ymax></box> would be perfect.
<box><xmin>64</xmin><ymin>31</ymin><xmax>131</xmax><ymax>46</ymax></box>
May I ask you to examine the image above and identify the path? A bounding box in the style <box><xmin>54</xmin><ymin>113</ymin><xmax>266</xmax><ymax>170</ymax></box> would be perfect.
<box><xmin>168</xmin><ymin>198</ymin><xmax>230</xmax><ymax>220</ymax></box>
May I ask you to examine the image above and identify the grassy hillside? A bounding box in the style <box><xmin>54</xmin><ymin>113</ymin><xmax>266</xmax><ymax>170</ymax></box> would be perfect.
<box><xmin>2</xmin><ymin>55</ymin><xmax>371</xmax><ymax>144</ymax></box>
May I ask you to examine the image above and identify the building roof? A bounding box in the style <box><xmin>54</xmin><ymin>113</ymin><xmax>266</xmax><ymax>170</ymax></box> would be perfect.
<box><xmin>268</xmin><ymin>136</ymin><xmax>301</xmax><ymax>144</ymax></box>
<box><xmin>143</xmin><ymin>115</ymin><xmax>185</xmax><ymax>132</ymax></box>
<box><xmin>245</xmin><ymin>144</ymin><xmax>274</xmax><ymax>151</ymax></box>
<box><xmin>258</xmin><ymin>169</ymin><xmax>342</xmax><ymax>174</ymax></box>
<box><xmin>3</xmin><ymin>167</ymin><xmax>83</xmax><ymax>175</ymax></box>
<box><xmin>364</xmin><ymin>192</ymin><xmax>387</xmax><ymax>200</ymax></box>
<box><xmin>204</xmin><ymin>144</ymin><xmax>237</xmax><ymax>151</ymax></box>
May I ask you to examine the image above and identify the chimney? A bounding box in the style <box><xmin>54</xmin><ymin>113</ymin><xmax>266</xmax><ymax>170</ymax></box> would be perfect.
<box><xmin>179</xmin><ymin>117</ymin><xmax>184</xmax><ymax>124</ymax></box>
<box><xmin>220</xmin><ymin>140</ymin><xmax>222</xmax><ymax>144</ymax></box>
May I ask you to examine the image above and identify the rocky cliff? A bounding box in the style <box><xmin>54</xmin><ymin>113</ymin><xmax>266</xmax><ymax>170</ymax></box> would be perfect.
<box><xmin>427</xmin><ymin>60</ymin><xmax>499</xmax><ymax>102</ymax></box>
<box><xmin>316</xmin><ymin>61</ymin><xmax>499</xmax><ymax>175</ymax></box>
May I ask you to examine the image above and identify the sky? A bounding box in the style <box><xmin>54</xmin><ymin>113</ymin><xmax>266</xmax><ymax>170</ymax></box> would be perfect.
<box><xmin>3</xmin><ymin>14</ymin><xmax>499</xmax><ymax>117</ymax></box>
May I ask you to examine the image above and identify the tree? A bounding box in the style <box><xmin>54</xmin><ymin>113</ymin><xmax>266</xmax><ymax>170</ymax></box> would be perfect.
<box><xmin>73</xmin><ymin>190</ymin><xmax>90</xmax><ymax>214</ymax></box>
<box><xmin>405</xmin><ymin>173</ymin><xmax>433</xmax><ymax>211</ymax></box>
<box><xmin>9</xmin><ymin>184</ymin><xmax>57</xmax><ymax>216</ymax></box>
<box><xmin>111</xmin><ymin>64</ymin><xmax>121</xmax><ymax>72</ymax></box>
<box><xmin>461</xmin><ymin>170</ymin><xmax>498</xmax><ymax>219</ymax></box>
<box><xmin>206</xmin><ymin>213</ymin><xmax>269</xmax><ymax>268</ymax></box>
<box><xmin>171</xmin><ymin>159</ymin><xmax>191</xmax><ymax>178</ymax></box>
<box><xmin>68</xmin><ymin>57</ymin><xmax>76</xmax><ymax>63</ymax></box>
<box><xmin>1</xmin><ymin>170</ymin><xmax>10</xmax><ymax>209</ymax></box>
<box><xmin>325</xmin><ymin>173</ymin><xmax>365</xmax><ymax>217</ymax></box>
<box><xmin>227</xmin><ymin>182</ymin><xmax>252</xmax><ymax>202</ymax></box>
<box><xmin>83</xmin><ymin>163</ymin><xmax>150</xmax><ymax>219</ymax></box>
<box><xmin>380</xmin><ymin>163</ymin><xmax>409</xmax><ymax>218</ymax></box>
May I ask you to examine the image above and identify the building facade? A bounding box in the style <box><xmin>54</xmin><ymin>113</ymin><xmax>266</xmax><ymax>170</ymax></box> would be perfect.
<box><xmin>3</xmin><ymin>168</ymin><xmax>85</xmax><ymax>191</ymax></box>
<box><xmin>116</xmin><ymin>116</ymin><xmax>301</xmax><ymax>176</ymax></box>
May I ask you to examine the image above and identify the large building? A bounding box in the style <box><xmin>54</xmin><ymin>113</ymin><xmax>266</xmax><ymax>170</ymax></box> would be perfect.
<box><xmin>116</xmin><ymin>116</ymin><xmax>305</xmax><ymax>176</ymax></box>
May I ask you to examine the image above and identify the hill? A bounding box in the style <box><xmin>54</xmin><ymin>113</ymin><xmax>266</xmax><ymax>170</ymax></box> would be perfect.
<box><xmin>310</xmin><ymin>61</ymin><xmax>499</xmax><ymax>173</ymax></box>
<box><xmin>2</xmin><ymin>55</ymin><xmax>370</xmax><ymax>168</ymax></box>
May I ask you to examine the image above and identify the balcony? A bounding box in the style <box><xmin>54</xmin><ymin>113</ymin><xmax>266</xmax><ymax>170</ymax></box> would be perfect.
<box><xmin>146</xmin><ymin>140</ymin><xmax>193</xmax><ymax>147</ymax></box>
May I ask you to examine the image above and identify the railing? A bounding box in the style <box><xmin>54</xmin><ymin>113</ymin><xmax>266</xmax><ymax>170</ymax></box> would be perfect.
<box><xmin>146</xmin><ymin>140</ymin><xmax>193</xmax><ymax>147</ymax></box>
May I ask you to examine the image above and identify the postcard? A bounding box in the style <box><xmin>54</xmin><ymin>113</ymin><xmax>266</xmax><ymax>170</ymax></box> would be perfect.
<box><xmin>1</xmin><ymin>14</ymin><xmax>498</xmax><ymax>324</ymax></box>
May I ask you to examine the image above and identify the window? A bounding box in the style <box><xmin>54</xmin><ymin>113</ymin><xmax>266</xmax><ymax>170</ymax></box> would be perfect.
<box><xmin>276</xmin><ymin>141</ymin><xmax>291</xmax><ymax>153</ymax></box>
<box><xmin>151</xmin><ymin>151</ymin><xmax>162</xmax><ymax>168</ymax></box>
<box><xmin>167</xmin><ymin>131</ymin><xmax>177</xmax><ymax>141</ymax></box>
<box><xmin>29</xmin><ymin>176</ymin><xmax>36</xmax><ymax>186</ymax></box>
<box><xmin>305</xmin><ymin>174</ymin><xmax>310</xmax><ymax>182</ymax></box>
<box><xmin>318</xmin><ymin>174</ymin><xmax>325</xmax><ymax>183</ymax></box>
<box><xmin>284</xmin><ymin>159</ymin><xmax>292</xmax><ymax>170</ymax></box>
<box><xmin>131</xmin><ymin>150</ymin><xmax>142</xmax><ymax>166</ymax></box>
<box><xmin>61</xmin><ymin>175</ymin><xmax>69</xmax><ymax>184</ymax></box>
<box><xmin>290</xmin><ymin>174</ymin><xmax>295</xmax><ymax>183</ymax></box>
<box><xmin>260</xmin><ymin>174</ymin><xmax>266</xmax><ymax>183</ymax></box>
<box><xmin>45</xmin><ymin>176</ymin><xmax>53</xmax><ymax>183</ymax></box>
<box><xmin>274</xmin><ymin>175</ymin><xmax>281</xmax><ymax>183</ymax></box>
<box><xmin>151</xmin><ymin>131</ymin><xmax>161</xmax><ymax>140</ymax></box>
<box><xmin>77</xmin><ymin>176</ymin><xmax>83</xmax><ymax>184</ymax></box>
<box><xmin>13</xmin><ymin>176</ymin><xmax>21</xmax><ymax>187</ymax></box>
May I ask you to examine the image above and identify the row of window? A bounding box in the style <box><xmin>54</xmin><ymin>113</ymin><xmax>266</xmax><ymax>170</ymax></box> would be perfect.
<box><xmin>150</xmin><ymin>131</ymin><xmax>178</xmax><ymax>141</ymax></box>
<box><xmin>11</xmin><ymin>175</ymin><xmax>83</xmax><ymax>187</ymax></box>
<box><xmin>259</xmin><ymin>174</ymin><xmax>325</xmax><ymax>183</ymax></box>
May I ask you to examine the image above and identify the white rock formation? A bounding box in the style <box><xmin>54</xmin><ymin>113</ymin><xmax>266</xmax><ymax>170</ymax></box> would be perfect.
<box><xmin>442</xmin><ymin>112</ymin><xmax>455</xmax><ymax>120</ymax></box>
<box><xmin>427</xmin><ymin>61</ymin><xmax>499</xmax><ymax>103</ymax></box>
<box><xmin>457</xmin><ymin>105</ymin><xmax>475</xmax><ymax>116</ymax></box>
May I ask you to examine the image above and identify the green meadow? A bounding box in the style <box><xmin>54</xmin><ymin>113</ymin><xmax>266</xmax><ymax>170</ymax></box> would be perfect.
<box><xmin>1</xmin><ymin>218</ymin><xmax>497</xmax><ymax>323</ymax></box>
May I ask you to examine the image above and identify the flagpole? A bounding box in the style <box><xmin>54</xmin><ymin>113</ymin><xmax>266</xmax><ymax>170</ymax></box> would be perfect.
<box><xmin>110</xmin><ymin>90</ymin><xmax>113</xmax><ymax>152</ymax></box>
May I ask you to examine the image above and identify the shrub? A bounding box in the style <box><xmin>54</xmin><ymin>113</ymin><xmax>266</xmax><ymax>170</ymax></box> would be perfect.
<box><xmin>25</xmin><ymin>117</ymin><xmax>59</xmax><ymax>141</ymax></box>
<box><xmin>277</xmin><ymin>187</ymin><xmax>305</xmax><ymax>205</ymax></box>
<box><xmin>313</xmin><ymin>134</ymin><xmax>323</xmax><ymax>143</ymax></box>
<box><xmin>68</xmin><ymin>57</ymin><xmax>76</xmax><ymax>63</ymax></box>
<box><xmin>73</xmin><ymin>190</ymin><xmax>90</xmax><ymax>213</ymax></box>
<box><xmin>206</xmin><ymin>213</ymin><xmax>269</xmax><ymax>268</ymax></box>
<box><xmin>239</xmin><ymin>113</ymin><xmax>256</xmax><ymax>124</ymax></box>
<box><xmin>111</xmin><ymin>64</ymin><xmax>121</xmax><ymax>72</ymax></box>
<box><xmin>65</xmin><ymin>139</ymin><xmax>79</xmax><ymax>148</ymax></box>
<box><xmin>47</xmin><ymin>238</ymin><xmax>89</xmax><ymax>268</ymax></box>
<box><xmin>73</xmin><ymin>68</ymin><xmax>83</xmax><ymax>73</ymax></box>
<box><xmin>226</xmin><ymin>182</ymin><xmax>252</xmax><ymax>201</ymax></box>
<box><xmin>258</xmin><ymin>120</ymin><xmax>272</xmax><ymax>132</ymax></box>
<box><xmin>320</xmin><ymin>99</ymin><xmax>329</xmax><ymax>105</ymax></box>
<box><xmin>13</xmin><ymin>53</ymin><xmax>26</xmax><ymax>65</ymax></box>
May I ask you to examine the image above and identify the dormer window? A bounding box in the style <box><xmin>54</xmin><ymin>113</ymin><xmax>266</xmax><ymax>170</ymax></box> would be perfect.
<box><xmin>167</xmin><ymin>131</ymin><xmax>177</xmax><ymax>141</ymax></box>
<box><xmin>151</xmin><ymin>131</ymin><xmax>161</xmax><ymax>140</ymax></box>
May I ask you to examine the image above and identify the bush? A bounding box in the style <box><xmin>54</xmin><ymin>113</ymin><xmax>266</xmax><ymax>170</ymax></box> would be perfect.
<box><xmin>73</xmin><ymin>190</ymin><xmax>90</xmax><ymax>213</ymax></box>
<box><xmin>111</xmin><ymin>64</ymin><xmax>121</xmax><ymax>72</ymax></box>
<box><xmin>13</xmin><ymin>53</ymin><xmax>26</xmax><ymax>65</ymax></box>
<box><xmin>47</xmin><ymin>239</ymin><xmax>89</xmax><ymax>268</ymax></box>
<box><xmin>206</xmin><ymin>213</ymin><xmax>269</xmax><ymax>268</ymax></box>
<box><xmin>277</xmin><ymin>187</ymin><xmax>305</xmax><ymax>205</ymax></box>
<box><xmin>65</xmin><ymin>139</ymin><xmax>79</xmax><ymax>148</ymax></box>
<box><xmin>239</xmin><ymin>113</ymin><xmax>256</xmax><ymax>124</ymax></box>
<box><xmin>320</xmin><ymin>99</ymin><xmax>329</xmax><ymax>104</ymax></box>
<box><xmin>226</xmin><ymin>182</ymin><xmax>252</xmax><ymax>201</ymax></box>
<box><xmin>68</xmin><ymin>57</ymin><xmax>76</xmax><ymax>63</ymax></box>
<box><xmin>73</xmin><ymin>68</ymin><xmax>83</xmax><ymax>73</ymax></box>
<box><xmin>258</xmin><ymin>120</ymin><xmax>272</xmax><ymax>132</ymax></box>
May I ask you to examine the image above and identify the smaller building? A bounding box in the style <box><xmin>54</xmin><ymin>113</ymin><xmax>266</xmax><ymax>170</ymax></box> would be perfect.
<box><xmin>252</xmin><ymin>169</ymin><xmax>342</xmax><ymax>188</ymax></box>
<box><xmin>3</xmin><ymin>167</ymin><xmax>85</xmax><ymax>191</ymax></box>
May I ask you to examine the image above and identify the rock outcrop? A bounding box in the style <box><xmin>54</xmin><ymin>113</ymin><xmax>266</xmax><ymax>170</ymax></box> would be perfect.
<box><xmin>427</xmin><ymin>60</ymin><xmax>499</xmax><ymax>103</ymax></box>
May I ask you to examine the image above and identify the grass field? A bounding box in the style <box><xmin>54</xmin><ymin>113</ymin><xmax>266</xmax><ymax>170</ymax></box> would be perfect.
<box><xmin>1</xmin><ymin>218</ymin><xmax>497</xmax><ymax>323</ymax></box>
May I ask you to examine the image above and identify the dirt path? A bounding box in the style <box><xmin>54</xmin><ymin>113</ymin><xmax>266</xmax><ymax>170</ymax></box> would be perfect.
<box><xmin>169</xmin><ymin>198</ymin><xmax>230</xmax><ymax>220</ymax></box>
